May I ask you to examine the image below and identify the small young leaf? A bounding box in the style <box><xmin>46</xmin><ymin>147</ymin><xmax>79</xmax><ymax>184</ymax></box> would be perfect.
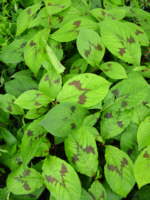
<box><xmin>99</xmin><ymin>61</ymin><xmax>127</xmax><ymax>80</ymax></box>
<box><xmin>88</xmin><ymin>180</ymin><xmax>107</xmax><ymax>200</ymax></box>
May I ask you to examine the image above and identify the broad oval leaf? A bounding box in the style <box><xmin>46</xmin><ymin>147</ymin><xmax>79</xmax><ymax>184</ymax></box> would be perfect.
<box><xmin>99</xmin><ymin>61</ymin><xmax>127</xmax><ymax>80</ymax></box>
<box><xmin>7</xmin><ymin>165</ymin><xmax>43</xmax><ymax>195</ymax></box>
<box><xmin>57</xmin><ymin>73</ymin><xmax>110</xmax><ymax>108</ymax></box>
<box><xmin>77</xmin><ymin>29</ymin><xmax>105</xmax><ymax>67</ymax></box>
<box><xmin>40</xmin><ymin>103</ymin><xmax>88</xmax><ymax>137</ymax></box>
<box><xmin>100</xmin><ymin>19</ymin><xmax>141</xmax><ymax>65</ymax></box>
<box><xmin>15</xmin><ymin>90</ymin><xmax>52</xmax><ymax>110</ymax></box>
<box><xmin>64</xmin><ymin>126</ymin><xmax>98</xmax><ymax>177</ymax></box>
<box><xmin>137</xmin><ymin>116</ymin><xmax>150</xmax><ymax>150</ymax></box>
<box><xmin>42</xmin><ymin>156</ymin><xmax>81</xmax><ymax>200</ymax></box>
<box><xmin>104</xmin><ymin>145</ymin><xmax>135</xmax><ymax>197</ymax></box>
<box><xmin>134</xmin><ymin>146</ymin><xmax>150</xmax><ymax>188</ymax></box>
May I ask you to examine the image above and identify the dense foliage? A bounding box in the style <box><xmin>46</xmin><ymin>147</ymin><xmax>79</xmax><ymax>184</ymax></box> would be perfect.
<box><xmin>0</xmin><ymin>0</ymin><xmax>150</xmax><ymax>199</ymax></box>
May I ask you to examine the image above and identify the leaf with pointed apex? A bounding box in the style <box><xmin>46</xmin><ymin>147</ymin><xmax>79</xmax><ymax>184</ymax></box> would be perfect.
<box><xmin>44</xmin><ymin>0</ymin><xmax>71</xmax><ymax>15</ymax></box>
<box><xmin>15</xmin><ymin>90</ymin><xmax>52</xmax><ymax>110</ymax></box>
<box><xmin>134</xmin><ymin>146</ymin><xmax>150</xmax><ymax>188</ymax></box>
<box><xmin>7</xmin><ymin>165</ymin><xmax>43</xmax><ymax>195</ymax></box>
<box><xmin>100</xmin><ymin>61</ymin><xmax>127</xmax><ymax>80</ymax></box>
<box><xmin>137</xmin><ymin>116</ymin><xmax>150</xmax><ymax>150</ymax></box>
<box><xmin>24</xmin><ymin>29</ymin><xmax>49</xmax><ymax>75</ymax></box>
<box><xmin>101</xmin><ymin>102</ymin><xmax>132</xmax><ymax>139</ymax></box>
<box><xmin>39</xmin><ymin>70</ymin><xmax>62</xmax><ymax>99</ymax></box>
<box><xmin>100</xmin><ymin>19</ymin><xmax>141</xmax><ymax>65</ymax></box>
<box><xmin>57</xmin><ymin>73</ymin><xmax>110</xmax><ymax>108</ymax></box>
<box><xmin>77</xmin><ymin>29</ymin><xmax>105</xmax><ymax>67</ymax></box>
<box><xmin>88</xmin><ymin>180</ymin><xmax>107</xmax><ymax>200</ymax></box>
<box><xmin>16</xmin><ymin>3</ymin><xmax>41</xmax><ymax>35</ymax></box>
<box><xmin>20</xmin><ymin>118</ymin><xmax>49</xmax><ymax>165</ymax></box>
<box><xmin>41</xmin><ymin>103</ymin><xmax>88</xmax><ymax>137</ymax></box>
<box><xmin>65</xmin><ymin>126</ymin><xmax>98</xmax><ymax>176</ymax></box>
<box><xmin>0</xmin><ymin>94</ymin><xmax>23</xmax><ymax>115</ymax></box>
<box><xmin>51</xmin><ymin>17</ymin><xmax>97</xmax><ymax>42</ymax></box>
<box><xmin>46</xmin><ymin>45</ymin><xmax>65</xmax><ymax>74</ymax></box>
<box><xmin>42</xmin><ymin>156</ymin><xmax>81</xmax><ymax>200</ymax></box>
<box><xmin>104</xmin><ymin>145</ymin><xmax>135</xmax><ymax>197</ymax></box>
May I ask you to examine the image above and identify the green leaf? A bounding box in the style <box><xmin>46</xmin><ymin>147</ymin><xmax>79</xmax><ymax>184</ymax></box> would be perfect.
<box><xmin>0</xmin><ymin>94</ymin><xmax>24</xmax><ymax>115</ymax></box>
<box><xmin>39</xmin><ymin>70</ymin><xmax>62</xmax><ymax>99</ymax></box>
<box><xmin>20</xmin><ymin>118</ymin><xmax>50</xmax><ymax>164</ymax></box>
<box><xmin>83</xmin><ymin>112</ymin><xmax>100</xmax><ymax>127</ymax></box>
<box><xmin>24</xmin><ymin>29</ymin><xmax>49</xmax><ymax>75</ymax></box>
<box><xmin>15</xmin><ymin>90</ymin><xmax>52</xmax><ymax>110</ymax></box>
<box><xmin>125</xmin><ymin>22</ymin><xmax>149</xmax><ymax>46</ymax></box>
<box><xmin>5</xmin><ymin>70</ymin><xmax>38</xmax><ymax>97</ymax></box>
<box><xmin>134</xmin><ymin>146</ymin><xmax>150</xmax><ymax>188</ymax></box>
<box><xmin>103</xmin><ymin>182</ymin><xmax>122</xmax><ymax>200</ymax></box>
<box><xmin>101</xmin><ymin>102</ymin><xmax>132</xmax><ymax>139</ymax></box>
<box><xmin>137</xmin><ymin>116</ymin><xmax>150</xmax><ymax>150</ymax></box>
<box><xmin>64</xmin><ymin>126</ymin><xmax>98</xmax><ymax>176</ymax></box>
<box><xmin>70</xmin><ymin>58</ymin><xmax>88</xmax><ymax>74</ymax></box>
<box><xmin>42</xmin><ymin>156</ymin><xmax>81</xmax><ymax>200</ymax></box>
<box><xmin>90</xmin><ymin>7</ymin><xmax>128</xmax><ymax>21</ymax></box>
<box><xmin>44</xmin><ymin>0</ymin><xmax>71</xmax><ymax>15</ymax></box>
<box><xmin>120</xmin><ymin>123</ymin><xmax>138</xmax><ymax>159</ymax></box>
<box><xmin>0</xmin><ymin>39</ymin><xmax>25</xmax><ymax>65</ymax></box>
<box><xmin>80</xmin><ymin>189</ymin><xmax>92</xmax><ymax>200</ymax></box>
<box><xmin>25</xmin><ymin>106</ymin><xmax>48</xmax><ymax>119</ymax></box>
<box><xmin>99</xmin><ymin>61</ymin><xmax>127</xmax><ymax>79</ymax></box>
<box><xmin>46</xmin><ymin>45</ymin><xmax>65</xmax><ymax>74</ymax></box>
<box><xmin>40</xmin><ymin>103</ymin><xmax>88</xmax><ymax>137</ymax></box>
<box><xmin>51</xmin><ymin>17</ymin><xmax>97</xmax><ymax>42</ymax></box>
<box><xmin>57</xmin><ymin>73</ymin><xmax>110</xmax><ymax>108</ymax></box>
<box><xmin>100</xmin><ymin>19</ymin><xmax>141</xmax><ymax>65</ymax></box>
<box><xmin>88</xmin><ymin>180</ymin><xmax>107</xmax><ymax>200</ymax></box>
<box><xmin>104</xmin><ymin>145</ymin><xmax>135</xmax><ymax>197</ymax></box>
<box><xmin>7</xmin><ymin>165</ymin><xmax>43</xmax><ymax>195</ymax></box>
<box><xmin>104</xmin><ymin>72</ymin><xmax>150</xmax><ymax>109</ymax></box>
<box><xmin>16</xmin><ymin>3</ymin><xmax>41</xmax><ymax>35</ymax></box>
<box><xmin>77</xmin><ymin>29</ymin><xmax>105</xmax><ymax>67</ymax></box>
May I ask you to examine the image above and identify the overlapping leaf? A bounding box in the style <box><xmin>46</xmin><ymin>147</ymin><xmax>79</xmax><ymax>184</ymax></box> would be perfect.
<box><xmin>77</xmin><ymin>29</ymin><xmax>105</xmax><ymax>67</ymax></box>
<box><xmin>104</xmin><ymin>146</ymin><xmax>135</xmax><ymax>197</ymax></box>
<box><xmin>57</xmin><ymin>73</ymin><xmax>110</xmax><ymax>108</ymax></box>
<box><xmin>42</xmin><ymin>156</ymin><xmax>81</xmax><ymax>200</ymax></box>
<box><xmin>65</xmin><ymin>126</ymin><xmax>98</xmax><ymax>176</ymax></box>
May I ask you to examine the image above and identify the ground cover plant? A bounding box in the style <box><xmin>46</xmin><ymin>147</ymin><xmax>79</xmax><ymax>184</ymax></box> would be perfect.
<box><xmin>0</xmin><ymin>0</ymin><xmax>150</xmax><ymax>199</ymax></box>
